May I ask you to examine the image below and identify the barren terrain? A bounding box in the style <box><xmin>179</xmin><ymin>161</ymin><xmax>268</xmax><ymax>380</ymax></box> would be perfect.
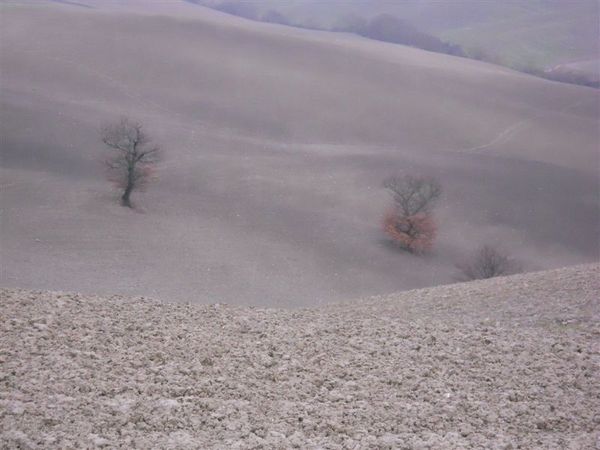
<box><xmin>1</xmin><ymin>1</ymin><xmax>599</xmax><ymax>307</ymax></box>
<box><xmin>2</xmin><ymin>4</ymin><xmax>598</xmax><ymax>447</ymax></box>
<box><xmin>1</xmin><ymin>264</ymin><xmax>599</xmax><ymax>448</ymax></box>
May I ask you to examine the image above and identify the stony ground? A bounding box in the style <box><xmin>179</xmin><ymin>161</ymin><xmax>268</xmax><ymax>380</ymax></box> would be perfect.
<box><xmin>1</xmin><ymin>264</ymin><xmax>599</xmax><ymax>449</ymax></box>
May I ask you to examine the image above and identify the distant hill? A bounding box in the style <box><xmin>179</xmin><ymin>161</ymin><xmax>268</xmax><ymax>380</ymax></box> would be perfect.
<box><xmin>191</xmin><ymin>0</ymin><xmax>599</xmax><ymax>81</ymax></box>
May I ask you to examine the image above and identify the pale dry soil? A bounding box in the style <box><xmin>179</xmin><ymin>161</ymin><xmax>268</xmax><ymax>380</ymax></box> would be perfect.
<box><xmin>1</xmin><ymin>264</ymin><xmax>599</xmax><ymax>449</ymax></box>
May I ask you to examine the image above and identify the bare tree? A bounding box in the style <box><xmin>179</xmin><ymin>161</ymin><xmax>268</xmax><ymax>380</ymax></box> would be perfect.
<box><xmin>382</xmin><ymin>175</ymin><xmax>442</xmax><ymax>253</ymax></box>
<box><xmin>383</xmin><ymin>175</ymin><xmax>442</xmax><ymax>217</ymax></box>
<box><xmin>101</xmin><ymin>117</ymin><xmax>160</xmax><ymax>208</ymax></box>
<box><xmin>456</xmin><ymin>246</ymin><xmax>521</xmax><ymax>281</ymax></box>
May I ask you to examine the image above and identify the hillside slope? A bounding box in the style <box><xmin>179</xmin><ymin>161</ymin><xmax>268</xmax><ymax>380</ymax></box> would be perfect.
<box><xmin>185</xmin><ymin>0</ymin><xmax>600</xmax><ymax>77</ymax></box>
<box><xmin>1</xmin><ymin>2</ymin><xmax>599</xmax><ymax>307</ymax></box>
<box><xmin>1</xmin><ymin>264</ymin><xmax>599</xmax><ymax>448</ymax></box>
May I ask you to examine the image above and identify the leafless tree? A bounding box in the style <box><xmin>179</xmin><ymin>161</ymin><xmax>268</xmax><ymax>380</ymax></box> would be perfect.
<box><xmin>456</xmin><ymin>246</ymin><xmax>521</xmax><ymax>281</ymax></box>
<box><xmin>383</xmin><ymin>175</ymin><xmax>442</xmax><ymax>217</ymax></box>
<box><xmin>101</xmin><ymin>117</ymin><xmax>160</xmax><ymax>208</ymax></box>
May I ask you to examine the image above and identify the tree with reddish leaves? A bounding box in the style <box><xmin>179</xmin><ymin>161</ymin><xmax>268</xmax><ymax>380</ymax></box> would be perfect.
<box><xmin>101</xmin><ymin>117</ymin><xmax>160</xmax><ymax>208</ymax></box>
<box><xmin>383</xmin><ymin>210</ymin><xmax>437</xmax><ymax>254</ymax></box>
<box><xmin>382</xmin><ymin>175</ymin><xmax>441</xmax><ymax>254</ymax></box>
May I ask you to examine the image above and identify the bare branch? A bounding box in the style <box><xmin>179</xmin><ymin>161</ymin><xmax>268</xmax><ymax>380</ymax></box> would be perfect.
<box><xmin>383</xmin><ymin>175</ymin><xmax>441</xmax><ymax>216</ymax></box>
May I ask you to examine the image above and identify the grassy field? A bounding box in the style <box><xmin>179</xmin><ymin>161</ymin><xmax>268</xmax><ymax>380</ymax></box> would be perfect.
<box><xmin>440</xmin><ymin>2</ymin><xmax>599</xmax><ymax>72</ymax></box>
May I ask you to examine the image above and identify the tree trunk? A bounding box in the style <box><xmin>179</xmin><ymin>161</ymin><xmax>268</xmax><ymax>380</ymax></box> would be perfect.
<box><xmin>121</xmin><ymin>186</ymin><xmax>133</xmax><ymax>208</ymax></box>
<box><xmin>121</xmin><ymin>166</ymin><xmax>134</xmax><ymax>208</ymax></box>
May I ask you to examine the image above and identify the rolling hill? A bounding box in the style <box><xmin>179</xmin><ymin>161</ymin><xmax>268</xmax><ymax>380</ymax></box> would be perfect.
<box><xmin>1</xmin><ymin>0</ymin><xmax>598</xmax><ymax>307</ymax></box>
<box><xmin>192</xmin><ymin>0</ymin><xmax>599</xmax><ymax>78</ymax></box>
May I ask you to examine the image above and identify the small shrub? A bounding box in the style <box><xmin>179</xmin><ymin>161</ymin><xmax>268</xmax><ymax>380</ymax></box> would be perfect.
<box><xmin>383</xmin><ymin>209</ymin><xmax>437</xmax><ymax>254</ymax></box>
<box><xmin>456</xmin><ymin>246</ymin><xmax>521</xmax><ymax>281</ymax></box>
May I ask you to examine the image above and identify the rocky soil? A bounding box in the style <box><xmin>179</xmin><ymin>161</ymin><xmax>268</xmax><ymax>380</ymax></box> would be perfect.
<box><xmin>1</xmin><ymin>264</ymin><xmax>599</xmax><ymax>449</ymax></box>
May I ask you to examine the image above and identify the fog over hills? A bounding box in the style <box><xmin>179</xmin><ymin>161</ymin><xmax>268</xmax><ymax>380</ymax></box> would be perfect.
<box><xmin>1</xmin><ymin>1</ymin><xmax>598</xmax><ymax>306</ymax></box>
